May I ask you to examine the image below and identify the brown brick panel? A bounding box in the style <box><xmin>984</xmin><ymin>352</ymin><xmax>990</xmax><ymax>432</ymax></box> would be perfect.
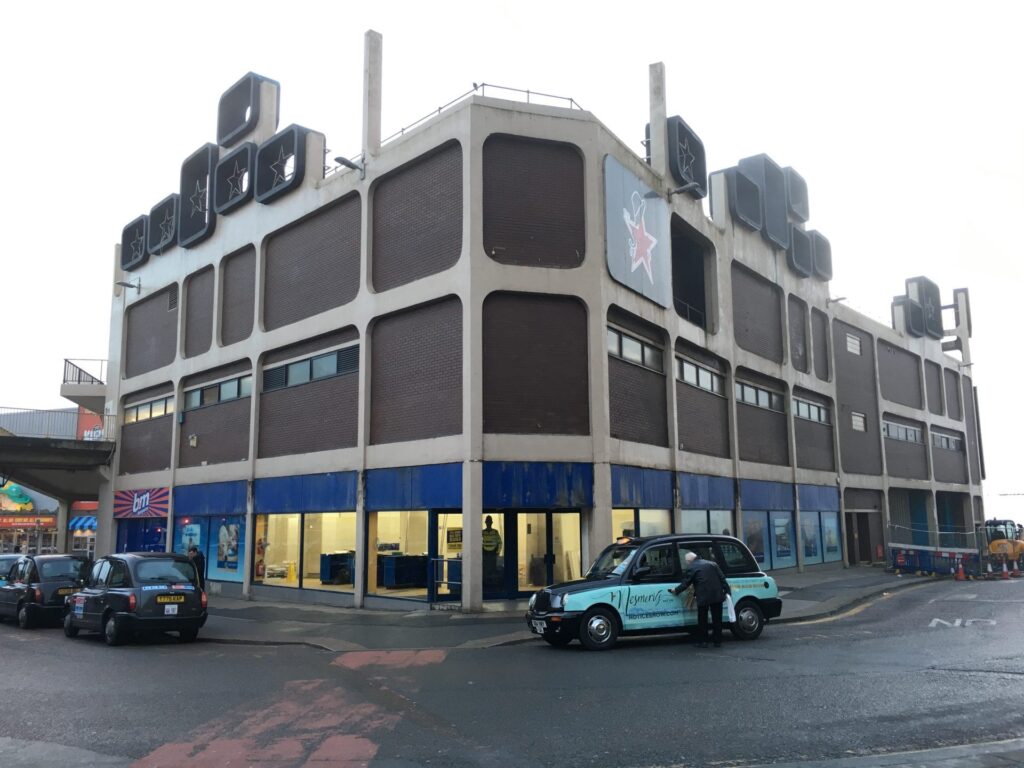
<box><xmin>833</xmin><ymin>320</ymin><xmax>882</xmax><ymax>476</ymax></box>
<box><xmin>944</xmin><ymin>368</ymin><xmax>962</xmax><ymax>420</ymax></box>
<box><xmin>258</xmin><ymin>373</ymin><xmax>358</xmax><ymax>458</ymax></box>
<box><xmin>788</xmin><ymin>295</ymin><xmax>808</xmax><ymax>373</ymax></box>
<box><xmin>844</xmin><ymin>488</ymin><xmax>882</xmax><ymax>511</ymax></box>
<box><xmin>924</xmin><ymin>360</ymin><xmax>943</xmax><ymax>416</ymax></box>
<box><xmin>608</xmin><ymin>357</ymin><xmax>668</xmax><ymax>447</ymax></box>
<box><xmin>264</xmin><ymin>194</ymin><xmax>361</xmax><ymax>331</ymax></box>
<box><xmin>483</xmin><ymin>134</ymin><xmax>585</xmax><ymax>269</ymax></box>
<box><xmin>124</xmin><ymin>285</ymin><xmax>178</xmax><ymax>378</ymax></box>
<box><xmin>884</xmin><ymin>438</ymin><xmax>928</xmax><ymax>480</ymax></box>
<box><xmin>933</xmin><ymin>445</ymin><xmax>968</xmax><ymax>484</ymax></box>
<box><xmin>676</xmin><ymin>384</ymin><xmax>730</xmax><ymax>458</ymax></box>
<box><xmin>221</xmin><ymin>246</ymin><xmax>255</xmax><ymax>346</ymax></box>
<box><xmin>731</xmin><ymin>262</ymin><xmax>783</xmax><ymax>363</ymax></box>
<box><xmin>795</xmin><ymin>419</ymin><xmax>835</xmax><ymax>471</ymax></box>
<box><xmin>119</xmin><ymin>417</ymin><xmax>173</xmax><ymax>475</ymax></box>
<box><xmin>372</xmin><ymin>142</ymin><xmax>462</xmax><ymax>292</ymax></box>
<box><xmin>737</xmin><ymin>403</ymin><xmax>789</xmax><ymax>466</ymax></box>
<box><xmin>371</xmin><ymin>297</ymin><xmax>463</xmax><ymax>444</ymax></box>
<box><xmin>877</xmin><ymin>340</ymin><xmax>922</xmax><ymax>409</ymax></box>
<box><xmin>482</xmin><ymin>292</ymin><xmax>589</xmax><ymax>436</ymax></box>
<box><xmin>184</xmin><ymin>267</ymin><xmax>214</xmax><ymax>359</ymax></box>
<box><xmin>264</xmin><ymin>327</ymin><xmax>359</xmax><ymax>366</ymax></box>
<box><xmin>812</xmin><ymin>308</ymin><xmax>830</xmax><ymax>382</ymax></box>
<box><xmin>178</xmin><ymin>398</ymin><xmax>251</xmax><ymax>467</ymax></box>
<box><xmin>183</xmin><ymin>360</ymin><xmax>251</xmax><ymax>389</ymax></box>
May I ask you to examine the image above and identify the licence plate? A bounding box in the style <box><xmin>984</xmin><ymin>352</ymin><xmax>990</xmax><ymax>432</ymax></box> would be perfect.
<box><xmin>157</xmin><ymin>595</ymin><xmax>185</xmax><ymax>604</ymax></box>
<box><xmin>56</xmin><ymin>588</ymin><xmax>74</xmax><ymax>595</ymax></box>
<box><xmin>164</xmin><ymin>605</ymin><xmax>179</xmax><ymax>615</ymax></box>
<box><xmin>531</xmin><ymin>620</ymin><xmax>546</xmax><ymax>634</ymax></box>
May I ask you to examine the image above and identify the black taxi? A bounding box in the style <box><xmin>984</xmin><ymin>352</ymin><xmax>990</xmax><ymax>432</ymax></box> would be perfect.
<box><xmin>63</xmin><ymin>552</ymin><xmax>207</xmax><ymax>645</ymax></box>
<box><xmin>0</xmin><ymin>554</ymin><xmax>90</xmax><ymax>628</ymax></box>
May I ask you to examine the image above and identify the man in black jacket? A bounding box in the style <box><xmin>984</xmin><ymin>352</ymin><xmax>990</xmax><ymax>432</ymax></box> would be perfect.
<box><xmin>669</xmin><ymin>551</ymin><xmax>731</xmax><ymax>648</ymax></box>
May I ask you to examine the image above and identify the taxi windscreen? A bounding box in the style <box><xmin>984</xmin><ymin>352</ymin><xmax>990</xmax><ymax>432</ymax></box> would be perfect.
<box><xmin>134</xmin><ymin>559</ymin><xmax>197</xmax><ymax>584</ymax></box>
<box><xmin>587</xmin><ymin>545</ymin><xmax>638</xmax><ymax>578</ymax></box>
<box><xmin>40</xmin><ymin>559</ymin><xmax>87</xmax><ymax>580</ymax></box>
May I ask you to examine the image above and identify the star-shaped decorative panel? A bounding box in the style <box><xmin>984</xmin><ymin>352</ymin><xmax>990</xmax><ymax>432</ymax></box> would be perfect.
<box><xmin>147</xmin><ymin>194</ymin><xmax>179</xmax><ymax>255</ymax></box>
<box><xmin>738</xmin><ymin>154</ymin><xmax>789</xmax><ymax>251</ymax></box>
<box><xmin>667</xmin><ymin>116</ymin><xmax>707</xmax><ymax>198</ymax></box>
<box><xmin>178</xmin><ymin>143</ymin><xmax>218</xmax><ymax>248</ymax></box>
<box><xmin>217</xmin><ymin>72</ymin><xmax>280</xmax><ymax>148</ymax></box>
<box><xmin>121</xmin><ymin>215</ymin><xmax>149</xmax><ymax>271</ymax></box>
<box><xmin>255</xmin><ymin>125</ymin><xmax>309</xmax><ymax>204</ymax></box>
<box><xmin>214</xmin><ymin>142</ymin><xmax>255</xmax><ymax>215</ymax></box>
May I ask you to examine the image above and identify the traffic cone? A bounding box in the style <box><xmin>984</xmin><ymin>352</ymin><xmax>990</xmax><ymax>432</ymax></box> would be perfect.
<box><xmin>1002</xmin><ymin>560</ymin><xmax>1010</xmax><ymax>580</ymax></box>
<box><xmin>986</xmin><ymin>561</ymin><xmax>994</xmax><ymax>580</ymax></box>
<box><xmin>955</xmin><ymin>559</ymin><xmax>966</xmax><ymax>582</ymax></box>
<box><xmin>1012</xmin><ymin>559</ymin><xmax>1022</xmax><ymax>578</ymax></box>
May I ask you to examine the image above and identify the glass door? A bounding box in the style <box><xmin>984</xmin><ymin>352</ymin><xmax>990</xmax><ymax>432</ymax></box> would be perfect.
<box><xmin>517</xmin><ymin>513</ymin><xmax>548</xmax><ymax>593</ymax></box>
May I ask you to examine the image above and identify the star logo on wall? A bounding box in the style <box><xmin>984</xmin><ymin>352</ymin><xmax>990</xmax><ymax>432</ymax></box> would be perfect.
<box><xmin>270</xmin><ymin>147</ymin><xmax>292</xmax><ymax>187</ymax></box>
<box><xmin>678</xmin><ymin>138</ymin><xmax>696</xmax><ymax>180</ymax></box>
<box><xmin>130</xmin><ymin>230</ymin><xmax>145</xmax><ymax>260</ymax></box>
<box><xmin>159</xmin><ymin>210</ymin><xmax>175</xmax><ymax>242</ymax></box>
<box><xmin>623</xmin><ymin>191</ymin><xmax>658</xmax><ymax>284</ymax></box>
<box><xmin>227</xmin><ymin>161</ymin><xmax>247</xmax><ymax>198</ymax></box>
<box><xmin>189</xmin><ymin>179</ymin><xmax>207</xmax><ymax>217</ymax></box>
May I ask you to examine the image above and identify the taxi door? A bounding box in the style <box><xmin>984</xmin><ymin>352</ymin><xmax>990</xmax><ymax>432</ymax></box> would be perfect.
<box><xmin>674</xmin><ymin>541</ymin><xmax>717</xmax><ymax>628</ymax></box>
<box><xmin>77</xmin><ymin>559</ymin><xmax>112</xmax><ymax>630</ymax></box>
<box><xmin>0</xmin><ymin>558</ymin><xmax>27</xmax><ymax>618</ymax></box>
<box><xmin>622</xmin><ymin>543</ymin><xmax>683</xmax><ymax>631</ymax></box>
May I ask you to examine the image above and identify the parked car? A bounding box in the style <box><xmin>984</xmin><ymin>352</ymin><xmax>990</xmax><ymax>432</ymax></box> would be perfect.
<box><xmin>0</xmin><ymin>554</ymin><xmax>90</xmax><ymax>628</ymax></box>
<box><xmin>0</xmin><ymin>555</ymin><xmax>20</xmax><ymax>586</ymax></box>
<box><xmin>525</xmin><ymin>534</ymin><xmax>782</xmax><ymax>650</ymax></box>
<box><xmin>64</xmin><ymin>552</ymin><xmax>207</xmax><ymax>646</ymax></box>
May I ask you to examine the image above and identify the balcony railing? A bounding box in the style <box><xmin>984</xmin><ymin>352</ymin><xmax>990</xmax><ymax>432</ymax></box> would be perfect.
<box><xmin>0</xmin><ymin>407</ymin><xmax>116</xmax><ymax>441</ymax></box>
<box><xmin>63</xmin><ymin>359</ymin><xmax>107</xmax><ymax>386</ymax></box>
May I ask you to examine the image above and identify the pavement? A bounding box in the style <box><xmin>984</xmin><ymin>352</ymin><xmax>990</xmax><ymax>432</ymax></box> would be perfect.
<box><xmin>199</xmin><ymin>562</ymin><xmax>944</xmax><ymax>651</ymax></box>
<box><xmin>746</xmin><ymin>737</ymin><xmax>1024</xmax><ymax>767</ymax></box>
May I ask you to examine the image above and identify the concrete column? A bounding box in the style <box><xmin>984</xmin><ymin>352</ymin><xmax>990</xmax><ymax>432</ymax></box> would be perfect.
<box><xmin>363</xmin><ymin>30</ymin><xmax>383</xmax><ymax>160</ymax></box>
<box><xmin>589</xmin><ymin>462</ymin><xmax>613</xmax><ymax>565</ymax></box>
<box><xmin>461</xmin><ymin>460</ymin><xmax>482</xmax><ymax>612</ymax></box>
<box><xmin>56</xmin><ymin>499</ymin><xmax>69</xmax><ymax>553</ymax></box>
<box><xmin>241</xmin><ymin>480</ymin><xmax>254</xmax><ymax>599</ymax></box>
<box><xmin>648</xmin><ymin>63</ymin><xmax>668</xmax><ymax>181</ymax></box>
<box><xmin>353</xmin><ymin>471</ymin><xmax>367</xmax><ymax>608</ymax></box>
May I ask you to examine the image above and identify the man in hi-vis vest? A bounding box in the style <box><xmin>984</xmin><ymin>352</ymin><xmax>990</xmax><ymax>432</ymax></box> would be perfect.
<box><xmin>482</xmin><ymin>515</ymin><xmax>502</xmax><ymax>589</ymax></box>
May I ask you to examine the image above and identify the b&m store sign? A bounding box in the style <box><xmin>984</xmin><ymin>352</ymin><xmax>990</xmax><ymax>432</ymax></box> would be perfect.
<box><xmin>113</xmin><ymin>488</ymin><xmax>169</xmax><ymax>519</ymax></box>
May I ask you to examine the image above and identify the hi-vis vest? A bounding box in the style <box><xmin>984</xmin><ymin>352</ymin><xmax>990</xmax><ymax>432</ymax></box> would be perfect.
<box><xmin>482</xmin><ymin>528</ymin><xmax>502</xmax><ymax>554</ymax></box>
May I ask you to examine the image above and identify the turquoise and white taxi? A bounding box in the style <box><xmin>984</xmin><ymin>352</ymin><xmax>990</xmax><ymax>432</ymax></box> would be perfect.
<box><xmin>526</xmin><ymin>534</ymin><xmax>782</xmax><ymax>650</ymax></box>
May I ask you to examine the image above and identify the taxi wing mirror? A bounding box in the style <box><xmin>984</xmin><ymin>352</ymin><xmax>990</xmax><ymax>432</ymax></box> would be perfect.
<box><xmin>632</xmin><ymin>565</ymin><xmax>652</xmax><ymax>580</ymax></box>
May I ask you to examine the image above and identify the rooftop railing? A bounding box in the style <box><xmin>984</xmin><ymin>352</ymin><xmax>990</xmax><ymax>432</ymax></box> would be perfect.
<box><xmin>0</xmin><ymin>407</ymin><xmax>116</xmax><ymax>441</ymax></box>
<box><xmin>63</xmin><ymin>359</ymin><xmax>107</xmax><ymax>386</ymax></box>
<box><xmin>325</xmin><ymin>83</ymin><xmax>583</xmax><ymax>177</ymax></box>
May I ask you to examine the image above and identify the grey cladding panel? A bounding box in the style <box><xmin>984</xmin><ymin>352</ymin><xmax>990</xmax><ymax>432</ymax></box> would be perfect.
<box><xmin>737</xmin><ymin>404</ymin><xmax>789</xmax><ymax>466</ymax></box>
<box><xmin>833</xmin><ymin>320</ymin><xmax>882</xmax><ymax>476</ymax></box>
<box><xmin>933</xmin><ymin>441</ymin><xmax>968</xmax><ymax>484</ymax></box>
<box><xmin>884</xmin><ymin>437</ymin><xmax>928</xmax><ymax>480</ymax></box>
<box><xmin>483</xmin><ymin>292</ymin><xmax>589</xmax><ymax>435</ymax></box>
<box><xmin>812</xmin><ymin>308</ymin><xmax>830</xmax><ymax>382</ymax></box>
<box><xmin>962</xmin><ymin>379</ymin><xmax>981</xmax><ymax>484</ymax></box>
<box><xmin>795</xmin><ymin>419</ymin><xmax>835</xmax><ymax>471</ymax></box>
<box><xmin>371</xmin><ymin>298</ymin><xmax>463</xmax><ymax>444</ymax></box>
<box><xmin>731</xmin><ymin>263</ymin><xmax>783</xmax><ymax>363</ymax></box>
<box><xmin>877</xmin><ymin>340</ymin><xmax>922</xmax><ymax>409</ymax></box>
<box><xmin>483</xmin><ymin>135</ymin><xmax>585</xmax><ymax>268</ymax></box>
<box><xmin>221</xmin><ymin>246</ymin><xmax>255</xmax><ymax>346</ymax></box>
<box><xmin>373</xmin><ymin>142</ymin><xmax>462</xmax><ymax>291</ymax></box>
<box><xmin>925</xmin><ymin>360</ymin><xmax>943</xmax><ymax>416</ymax></box>
<box><xmin>608</xmin><ymin>357</ymin><xmax>667</xmax><ymax>447</ymax></box>
<box><xmin>184</xmin><ymin>267</ymin><xmax>214</xmax><ymax>359</ymax></box>
<box><xmin>944</xmin><ymin>369</ymin><xmax>962</xmax><ymax>420</ymax></box>
<box><xmin>264</xmin><ymin>194</ymin><xmax>361</xmax><ymax>331</ymax></box>
<box><xmin>844</xmin><ymin>488</ymin><xmax>882</xmax><ymax>511</ymax></box>
<box><xmin>124</xmin><ymin>286</ymin><xmax>178</xmax><ymax>379</ymax></box>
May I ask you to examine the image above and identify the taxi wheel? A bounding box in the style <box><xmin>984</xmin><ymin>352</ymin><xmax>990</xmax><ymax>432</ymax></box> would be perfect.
<box><xmin>542</xmin><ymin>632</ymin><xmax>573</xmax><ymax>647</ymax></box>
<box><xmin>579</xmin><ymin>607</ymin><xmax>619</xmax><ymax>651</ymax></box>
<box><xmin>63</xmin><ymin>612</ymin><xmax>79</xmax><ymax>638</ymax></box>
<box><xmin>178</xmin><ymin>628</ymin><xmax>199</xmax><ymax>643</ymax></box>
<box><xmin>103</xmin><ymin>615</ymin><xmax>123</xmax><ymax>646</ymax></box>
<box><xmin>730</xmin><ymin>600</ymin><xmax>765</xmax><ymax>641</ymax></box>
<box><xmin>17</xmin><ymin>604</ymin><xmax>33</xmax><ymax>630</ymax></box>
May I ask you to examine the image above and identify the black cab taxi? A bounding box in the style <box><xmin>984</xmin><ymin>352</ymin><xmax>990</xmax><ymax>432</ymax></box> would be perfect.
<box><xmin>0</xmin><ymin>554</ymin><xmax>90</xmax><ymax>628</ymax></box>
<box><xmin>526</xmin><ymin>534</ymin><xmax>782</xmax><ymax>650</ymax></box>
<box><xmin>63</xmin><ymin>552</ymin><xmax>207</xmax><ymax>645</ymax></box>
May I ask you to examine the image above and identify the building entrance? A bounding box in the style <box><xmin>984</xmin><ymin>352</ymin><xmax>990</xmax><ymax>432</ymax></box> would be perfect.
<box><xmin>475</xmin><ymin>511</ymin><xmax>582</xmax><ymax>600</ymax></box>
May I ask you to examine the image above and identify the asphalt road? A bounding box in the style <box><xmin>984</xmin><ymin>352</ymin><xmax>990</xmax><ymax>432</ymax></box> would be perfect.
<box><xmin>1</xmin><ymin>578</ymin><xmax>1023</xmax><ymax>767</ymax></box>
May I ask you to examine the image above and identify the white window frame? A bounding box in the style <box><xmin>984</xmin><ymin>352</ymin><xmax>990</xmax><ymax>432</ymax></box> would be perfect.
<box><xmin>846</xmin><ymin>333</ymin><xmax>862</xmax><ymax>355</ymax></box>
<box><xmin>851</xmin><ymin>412</ymin><xmax>867</xmax><ymax>432</ymax></box>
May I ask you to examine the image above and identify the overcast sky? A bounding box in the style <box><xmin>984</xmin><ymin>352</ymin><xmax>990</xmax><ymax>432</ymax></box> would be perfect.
<box><xmin>2</xmin><ymin>1</ymin><xmax>1020</xmax><ymax>522</ymax></box>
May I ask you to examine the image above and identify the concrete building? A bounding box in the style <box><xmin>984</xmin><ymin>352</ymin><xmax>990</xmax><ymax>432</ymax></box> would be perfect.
<box><xmin>92</xmin><ymin>35</ymin><xmax>985</xmax><ymax>610</ymax></box>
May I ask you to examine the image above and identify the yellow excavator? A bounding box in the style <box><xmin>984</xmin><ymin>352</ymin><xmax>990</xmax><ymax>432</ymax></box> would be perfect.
<box><xmin>981</xmin><ymin>519</ymin><xmax>1024</xmax><ymax>574</ymax></box>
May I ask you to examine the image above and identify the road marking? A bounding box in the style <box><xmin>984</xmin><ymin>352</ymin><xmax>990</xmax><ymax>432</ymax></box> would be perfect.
<box><xmin>929</xmin><ymin>617</ymin><xmax>997</xmax><ymax>627</ymax></box>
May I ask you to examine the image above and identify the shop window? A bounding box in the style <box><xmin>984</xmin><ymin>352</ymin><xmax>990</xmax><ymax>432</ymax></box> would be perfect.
<box><xmin>303</xmin><ymin>512</ymin><xmax>357</xmax><ymax>592</ymax></box>
<box><xmin>253</xmin><ymin>514</ymin><xmax>300</xmax><ymax>588</ymax></box>
<box><xmin>612</xmin><ymin>509</ymin><xmax>673</xmax><ymax>540</ymax></box>
<box><xmin>173</xmin><ymin>515</ymin><xmax>245</xmax><ymax>583</ymax></box>
<box><xmin>434</xmin><ymin>512</ymin><xmax>463</xmax><ymax>599</ymax></box>
<box><xmin>367</xmin><ymin>511</ymin><xmax>429</xmax><ymax>598</ymax></box>
<box><xmin>681</xmin><ymin>509</ymin><xmax>734</xmax><ymax>536</ymax></box>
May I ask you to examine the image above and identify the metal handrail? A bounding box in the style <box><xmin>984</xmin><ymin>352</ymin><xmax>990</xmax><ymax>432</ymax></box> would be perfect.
<box><xmin>63</xmin><ymin>359</ymin><xmax>107</xmax><ymax>386</ymax></box>
<box><xmin>429</xmin><ymin>557</ymin><xmax>462</xmax><ymax>600</ymax></box>
<box><xmin>674</xmin><ymin>298</ymin><xmax>706</xmax><ymax>329</ymax></box>
<box><xmin>0</xmin><ymin>407</ymin><xmax>116</xmax><ymax>441</ymax></box>
<box><xmin>325</xmin><ymin>82</ymin><xmax>583</xmax><ymax>177</ymax></box>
